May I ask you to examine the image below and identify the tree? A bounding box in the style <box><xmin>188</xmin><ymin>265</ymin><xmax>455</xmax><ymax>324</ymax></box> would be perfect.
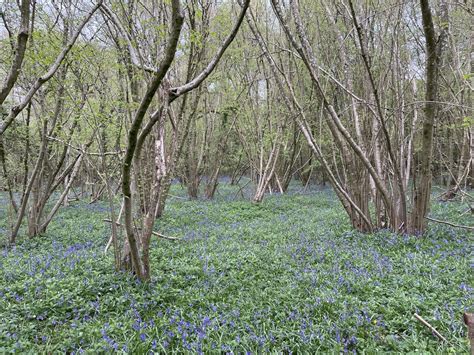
<box><xmin>109</xmin><ymin>0</ymin><xmax>250</xmax><ymax>280</ymax></box>
<box><xmin>411</xmin><ymin>0</ymin><xmax>445</xmax><ymax>234</ymax></box>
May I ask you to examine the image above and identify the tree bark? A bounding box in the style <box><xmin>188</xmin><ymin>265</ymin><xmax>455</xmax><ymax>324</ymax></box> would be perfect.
<box><xmin>0</xmin><ymin>0</ymin><xmax>30</xmax><ymax>105</ymax></box>
<box><xmin>411</xmin><ymin>0</ymin><xmax>442</xmax><ymax>234</ymax></box>
<box><xmin>121</xmin><ymin>0</ymin><xmax>184</xmax><ymax>280</ymax></box>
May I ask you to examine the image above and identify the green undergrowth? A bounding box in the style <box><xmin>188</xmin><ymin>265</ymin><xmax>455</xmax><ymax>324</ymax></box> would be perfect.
<box><xmin>0</xmin><ymin>184</ymin><xmax>472</xmax><ymax>353</ymax></box>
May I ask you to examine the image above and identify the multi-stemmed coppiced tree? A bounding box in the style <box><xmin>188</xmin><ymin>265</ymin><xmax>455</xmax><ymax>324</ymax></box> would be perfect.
<box><xmin>101</xmin><ymin>0</ymin><xmax>250</xmax><ymax>280</ymax></box>
<box><xmin>263</xmin><ymin>0</ymin><xmax>448</xmax><ymax>234</ymax></box>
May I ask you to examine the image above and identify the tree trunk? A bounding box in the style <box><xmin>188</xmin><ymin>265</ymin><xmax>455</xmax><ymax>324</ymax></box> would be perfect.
<box><xmin>411</xmin><ymin>0</ymin><xmax>443</xmax><ymax>234</ymax></box>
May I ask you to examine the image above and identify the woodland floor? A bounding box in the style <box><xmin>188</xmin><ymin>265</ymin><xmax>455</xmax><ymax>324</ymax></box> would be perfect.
<box><xmin>0</xmin><ymin>182</ymin><xmax>472</xmax><ymax>353</ymax></box>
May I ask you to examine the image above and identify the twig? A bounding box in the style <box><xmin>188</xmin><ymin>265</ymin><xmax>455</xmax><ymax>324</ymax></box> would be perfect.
<box><xmin>426</xmin><ymin>216</ymin><xmax>474</xmax><ymax>231</ymax></box>
<box><xmin>103</xmin><ymin>219</ymin><xmax>180</xmax><ymax>241</ymax></box>
<box><xmin>168</xmin><ymin>194</ymin><xmax>187</xmax><ymax>200</ymax></box>
<box><xmin>104</xmin><ymin>201</ymin><xmax>124</xmax><ymax>254</ymax></box>
<box><xmin>46</xmin><ymin>136</ymin><xmax>125</xmax><ymax>156</ymax></box>
<box><xmin>233</xmin><ymin>180</ymin><xmax>251</xmax><ymax>200</ymax></box>
<box><xmin>414</xmin><ymin>313</ymin><xmax>447</xmax><ymax>342</ymax></box>
<box><xmin>460</xmin><ymin>207</ymin><xmax>472</xmax><ymax>217</ymax></box>
<box><xmin>459</xmin><ymin>189</ymin><xmax>474</xmax><ymax>200</ymax></box>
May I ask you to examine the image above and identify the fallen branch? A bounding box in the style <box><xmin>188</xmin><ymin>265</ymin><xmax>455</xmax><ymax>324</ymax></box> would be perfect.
<box><xmin>168</xmin><ymin>194</ymin><xmax>187</xmax><ymax>200</ymax></box>
<box><xmin>103</xmin><ymin>219</ymin><xmax>180</xmax><ymax>241</ymax></box>
<box><xmin>414</xmin><ymin>313</ymin><xmax>447</xmax><ymax>342</ymax></box>
<box><xmin>459</xmin><ymin>205</ymin><xmax>474</xmax><ymax>217</ymax></box>
<box><xmin>426</xmin><ymin>216</ymin><xmax>474</xmax><ymax>231</ymax></box>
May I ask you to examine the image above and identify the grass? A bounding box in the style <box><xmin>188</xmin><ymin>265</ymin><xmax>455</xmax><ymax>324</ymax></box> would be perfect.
<box><xmin>0</xmin><ymin>183</ymin><xmax>472</xmax><ymax>353</ymax></box>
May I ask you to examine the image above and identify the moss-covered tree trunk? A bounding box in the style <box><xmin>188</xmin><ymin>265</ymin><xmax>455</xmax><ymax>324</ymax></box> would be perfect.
<box><xmin>411</xmin><ymin>0</ymin><xmax>443</xmax><ymax>234</ymax></box>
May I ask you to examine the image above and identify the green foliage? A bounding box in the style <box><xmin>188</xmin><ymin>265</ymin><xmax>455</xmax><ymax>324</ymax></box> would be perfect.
<box><xmin>0</xmin><ymin>186</ymin><xmax>471</xmax><ymax>352</ymax></box>
<box><xmin>461</xmin><ymin>116</ymin><xmax>473</xmax><ymax>128</ymax></box>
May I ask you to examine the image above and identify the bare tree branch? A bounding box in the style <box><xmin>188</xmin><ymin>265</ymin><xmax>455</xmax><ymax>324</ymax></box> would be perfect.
<box><xmin>0</xmin><ymin>0</ymin><xmax>103</xmax><ymax>136</ymax></box>
<box><xmin>0</xmin><ymin>0</ymin><xmax>30</xmax><ymax>105</ymax></box>
<box><xmin>168</xmin><ymin>0</ymin><xmax>250</xmax><ymax>101</ymax></box>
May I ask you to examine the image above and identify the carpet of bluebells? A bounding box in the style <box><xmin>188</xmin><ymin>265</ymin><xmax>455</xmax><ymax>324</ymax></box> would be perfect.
<box><xmin>0</xmin><ymin>182</ymin><xmax>472</xmax><ymax>353</ymax></box>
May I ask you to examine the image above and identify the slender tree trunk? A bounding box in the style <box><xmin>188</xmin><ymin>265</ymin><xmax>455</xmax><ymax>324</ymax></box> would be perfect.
<box><xmin>411</xmin><ymin>0</ymin><xmax>443</xmax><ymax>234</ymax></box>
